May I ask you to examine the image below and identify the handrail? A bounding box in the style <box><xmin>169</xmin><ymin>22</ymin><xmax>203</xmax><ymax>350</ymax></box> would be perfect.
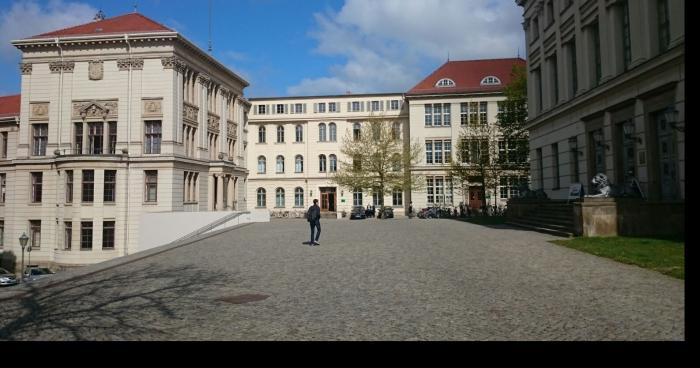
<box><xmin>170</xmin><ymin>211</ymin><xmax>250</xmax><ymax>245</ymax></box>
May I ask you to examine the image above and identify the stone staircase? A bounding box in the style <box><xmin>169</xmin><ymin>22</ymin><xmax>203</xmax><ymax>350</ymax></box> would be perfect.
<box><xmin>506</xmin><ymin>201</ymin><xmax>576</xmax><ymax>237</ymax></box>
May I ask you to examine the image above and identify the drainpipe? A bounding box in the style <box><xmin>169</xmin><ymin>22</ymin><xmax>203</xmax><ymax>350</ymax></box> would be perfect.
<box><xmin>123</xmin><ymin>34</ymin><xmax>132</xmax><ymax>256</ymax></box>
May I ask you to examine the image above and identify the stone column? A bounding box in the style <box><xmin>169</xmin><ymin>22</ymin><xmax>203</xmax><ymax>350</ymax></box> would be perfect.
<box><xmin>227</xmin><ymin>175</ymin><xmax>235</xmax><ymax>210</ymax></box>
<box><xmin>103</xmin><ymin>121</ymin><xmax>110</xmax><ymax>154</ymax></box>
<box><xmin>198</xmin><ymin>75</ymin><xmax>210</xmax><ymax>159</ymax></box>
<box><xmin>82</xmin><ymin>123</ymin><xmax>88</xmax><ymax>154</ymax></box>
<box><xmin>220</xmin><ymin>90</ymin><xmax>229</xmax><ymax>160</ymax></box>
<box><xmin>208</xmin><ymin>174</ymin><xmax>215</xmax><ymax>211</ymax></box>
<box><xmin>216</xmin><ymin>174</ymin><xmax>225</xmax><ymax>211</ymax></box>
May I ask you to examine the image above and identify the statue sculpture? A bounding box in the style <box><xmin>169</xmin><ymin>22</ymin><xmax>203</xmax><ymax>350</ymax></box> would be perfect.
<box><xmin>517</xmin><ymin>183</ymin><xmax>548</xmax><ymax>199</ymax></box>
<box><xmin>587</xmin><ymin>173</ymin><xmax>643</xmax><ymax>198</ymax></box>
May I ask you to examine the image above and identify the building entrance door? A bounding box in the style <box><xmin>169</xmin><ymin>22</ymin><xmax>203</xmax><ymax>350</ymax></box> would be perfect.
<box><xmin>468</xmin><ymin>186</ymin><xmax>482</xmax><ymax>210</ymax></box>
<box><xmin>320</xmin><ymin>187</ymin><xmax>336</xmax><ymax>212</ymax></box>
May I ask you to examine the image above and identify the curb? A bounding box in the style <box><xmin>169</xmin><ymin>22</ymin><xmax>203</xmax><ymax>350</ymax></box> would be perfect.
<box><xmin>0</xmin><ymin>222</ymin><xmax>255</xmax><ymax>302</ymax></box>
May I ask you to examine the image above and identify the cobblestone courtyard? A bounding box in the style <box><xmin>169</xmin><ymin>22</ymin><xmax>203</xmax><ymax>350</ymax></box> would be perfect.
<box><xmin>0</xmin><ymin>219</ymin><xmax>684</xmax><ymax>340</ymax></box>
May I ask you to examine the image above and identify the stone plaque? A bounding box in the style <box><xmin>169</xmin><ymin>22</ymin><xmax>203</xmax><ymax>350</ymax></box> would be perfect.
<box><xmin>89</xmin><ymin>61</ymin><xmax>103</xmax><ymax>80</ymax></box>
<box><xmin>30</xmin><ymin>102</ymin><xmax>49</xmax><ymax>120</ymax></box>
<box><xmin>143</xmin><ymin>99</ymin><xmax>162</xmax><ymax>116</ymax></box>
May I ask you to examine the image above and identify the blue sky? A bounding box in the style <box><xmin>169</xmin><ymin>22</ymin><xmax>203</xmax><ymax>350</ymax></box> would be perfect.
<box><xmin>0</xmin><ymin>0</ymin><xmax>525</xmax><ymax>98</ymax></box>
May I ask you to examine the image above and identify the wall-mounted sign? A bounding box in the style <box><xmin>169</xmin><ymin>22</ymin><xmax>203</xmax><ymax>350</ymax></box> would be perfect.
<box><xmin>568</xmin><ymin>183</ymin><xmax>583</xmax><ymax>202</ymax></box>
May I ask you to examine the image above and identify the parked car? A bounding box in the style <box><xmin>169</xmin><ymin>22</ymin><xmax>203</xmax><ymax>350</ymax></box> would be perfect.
<box><xmin>23</xmin><ymin>266</ymin><xmax>55</xmax><ymax>282</ymax></box>
<box><xmin>378</xmin><ymin>206</ymin><xmax>394</xmax><ymax>219</ymax></box>
<box><xmin>0</xmin><ymin>267</ymin><xmax>18</xmax><ymax>286</ymax></box>
<box><xmin>350</xmin><ymin>205</ymin><xmax>367</xmax><ymax>219</ymax></box>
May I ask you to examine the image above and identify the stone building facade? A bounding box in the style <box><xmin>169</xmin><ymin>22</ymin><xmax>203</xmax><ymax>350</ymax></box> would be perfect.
<box><xmin>0</xmin><ymin>13</ymin><xmax>250</xmax><ymax>268</ymax></box>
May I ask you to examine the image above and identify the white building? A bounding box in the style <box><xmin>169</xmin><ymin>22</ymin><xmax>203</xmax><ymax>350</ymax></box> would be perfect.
<box><xmin>1</xmin><ymin>12</ymin><xmax>250</xmax><ymax>269</ymax></box>
<box><xmin>248</xmin><ymin>94</ymin><xmax>408</xmax><ymax>217</ymax></box>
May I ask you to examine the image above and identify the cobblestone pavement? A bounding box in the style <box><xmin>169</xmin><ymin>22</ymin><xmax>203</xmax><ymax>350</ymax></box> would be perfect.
<box><xmin>0</xmin><ymin>219</ymin><xmax>684</xmax><ymax>340</ymax></box>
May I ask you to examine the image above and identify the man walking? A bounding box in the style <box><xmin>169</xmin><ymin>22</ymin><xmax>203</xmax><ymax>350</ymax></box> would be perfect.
<box><xmin>307</xmin><ymin>199</ymin><xmax>321</xmax><ymax>246</ymax></box>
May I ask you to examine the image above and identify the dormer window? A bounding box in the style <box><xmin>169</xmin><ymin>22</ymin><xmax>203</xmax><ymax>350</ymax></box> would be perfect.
<box><xmin>436</xmin><ymin>78</ymin><xmax>455</xmax><ymax>88</ymax></box>
<box><xmin>480</xmin><ymin>76</ymin><xmax>501</xmax><ymax>85</ymax></box>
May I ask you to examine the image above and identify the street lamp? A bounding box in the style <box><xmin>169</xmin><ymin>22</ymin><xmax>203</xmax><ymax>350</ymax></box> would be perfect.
<box><xmin>663</xmin><ymin>107</ymin><xmax>684</xmax><ymax>133</ymax></box>
<box><xmin>18</xmin><ymin>233</ymin><xmax>28</xmax><ymax>282</ymax></box>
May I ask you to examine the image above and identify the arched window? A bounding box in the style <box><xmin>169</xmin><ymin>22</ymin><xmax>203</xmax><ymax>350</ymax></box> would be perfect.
<box><xmin>480</xmin><ymin>76</ymin><xmax>502</xmax><ymax>85</ymax></box>
<box><xmin>318</xmin><ymin>123</ymin><xmax>327</xmax><ymax>142</ymax></box>
<box><xmin>276</xmin><ymin>155</ymin><xmax>285</xmax><ymax>173</ymax></box>
<box><xmin>353</xmin><ymin>122</ymin><xmax>361</xmax><ymax>141</ymax></box>
<box><xmin>436</xmin><ymin>78</ymin><xmax>455</xmax><ymax>87</ymax></box>
<box><xmin>295</xmin><ymin>125</ymin><xmax>303</xmax><ymax>142</ymax></box>
<box><xmin>329</xmin><ymin>123</ymin><xmax>337</xmax><ymax>141</ymax></box>
<box><xmin>258</xmin><ymin>126</ymin><xmax>266</xmax><ymax>143</ymax></box>
<box><xmin>275</xmin><ymin>187</ymin><xmax>285</xmax><ymax>208</ymax></box>
<box><xmin>329</xmin><ymin>154</ymin><xmax>337</xmax><ymax>172</ymax></box>
<box><xmin>392</xmin><ymin>122</ymin><xmax>401</xmax><ymax>140</ymax></box>
<box><xmin>295</xmin><ymin>155</ymin><xmax>304</xmax><ymax>173</ymax></box>
<box><xmin>319</xmin><ymin>154</ymin><xmax>327</xmax><ymax>172</ymax></box>
<box><xmin>294</xmin><ymin>187</ymin><xmax>304</xmax><ymax>207</ymax></box>
<box><xmin>256</xmin><ymin>188</ymin><xmax>266</xmax><ymax>207</ymax></box>
<box><xmin>277</xmin><ymin>125</ymin><xmax>285</xmax><ymax>143</ymax></box>
<box><xmin>257</xmin><ymin>156</ymin><xmax>266</xmax><ymax>174</ymax></box>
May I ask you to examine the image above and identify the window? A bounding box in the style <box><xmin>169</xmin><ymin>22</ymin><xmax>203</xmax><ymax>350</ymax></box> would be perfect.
<box><xmin>552</xmin><ymin>143</ymin><xmax>560</xmax><ymax>189</ymax></box>
<box><xmin>258</xmin><ymin>105</ymin><xmax>267</xmax><ymax>114</ymax></box>
<box><xmin>82</xmin><ymin>170</ymin><xmax>94</xmax><ymax>202</ymax></box>
<box><xmin>30</xmin><ymin>220</ymin><xmax>41</xmax><ymax>249</ymax></box>
<box><xmin>353</xmin><ymin>123</ymin><xmax>361</xmax><ymax>141</ymax></box>
<box><xmin>319</xmin><ymin>123</ymin><xmax>327</xmax><ymax>141</ymax></box>
<box><xmin>567</xmin><ymin>39</ymin><xmax>578</xmax><ymax>98</ymax></box>
<box><xmin>319</xmin><ymin>154</ymin><xmax>327</xmax><ymax>172</ymax></box>
<box><xmin>0</xmin><ymin>173</ymin><xmax>5</xmax><ymax>203</ymax></box>
<box><xmin>548</xmin><ymin>54</ymin><xmax>559</xmax><ymax>105</ymax></box>
<box><xmin>318</xmin><ymin>103</ymin><xmax>326</xmax><ymax>113</ymax></box>
<box><xmin>444</xmin><ymin>104</ymin><xmax>451</xmax><ymax>125</ymax></box>
<box><xmin>479</xmin><ymin>102</ymin><xmax>488</xmax><ymax>124</ymax></box>
<box><xmin>425</xmin><ymin>141</ymin><xmax>433</xmax><ymax>164</ymax></box>
<box><xmin>390</xmin><ymin>100</ymin><xmax>400</xmax><ymax>110</ymax></box>
<box><xmin>591</xmin><ymin>22</ymin><xmax>601</xmax><ymax>86</ymax></box>
<box><xmin>658</xmin><ymin>0</ymin><xmax>670</xmax><ymax>52</ymax></box>
<box><xmin>500</xmin><ymin>177</ymin><xmax>528</xmax><ymax>199</ymax></box>
<box><xmin>258</xmin><ymin>126</ymin><xmax>266</xmax><ymax>143</ymax></box>
<box><xmin>570</xmin><ymin>137</ymin><xmax>580</xmax><ymax>184</ymax></box>
<box><xmin>295</xmin><ymin>155</ymin><xmax>304</xmax><ymax>173</ymax></box>
<box><xmin>276</xmin><ymin>104</ymin><xmax>285</xmax><ymax>114</ymax></box>
<box><xmin>621</xmin><ymin>0</ymin><xmax>631</xmax><ymax>71</ymax></box>
<box><xmin>276</xmin><ymin>125</ymin><xmax>285</xmax><ymax>143</ymax></box>
<box><xmin>353</xmin><ymin>188</ymin><xmax>363</xmax><ymax>206</ymax></box>
<box><xmin>353</xmin><ymin>155</ymin><xmax>362</xmax><ymax>171</ymax></box>
<box><xmin>425</xmin><ymin>103</ymin><xmax>450</xmax><ymax>126</ymax></box>
<box><xmin>434</xmin><ymin>141</ymin><xmax>443</xmax><ymax>164</ymax></box>
<box><xmin>31</xmin><ymin>172</ymin><xmax>42</xmax><ymax>203</ymax></box>
<box><xmin>351</xmin><ymin>101</ymin><xmax>361</xmax><ymax>112</ymax></box>
<box><xmin>433</xmin><ymin>104</ymin><xmax>442</xmax><ymax>126</ymax></box>
<box><xmin>436</xmin><ymin>78</ymin><xmax>455</xmax><ymax>87</ymax></box>
<box><xmin>275</xmin><ymin>188</ymin><xmax>285</xmax><ymax>208</ymax></box>
<box><xmin>392</xmin><ymin>188</ymin><xmax>403</xmax><ymax>206</ymax></box>
<box><xmin>546</xmin><ymin>0</ymin><xmax>554</xmax><ymax>27</ymax></box>
<box><xmin>294</xmin><ymin>187</ymin><xmax>304</xmax><ymax>207</ymax></box>
<box><xmin>328</xmin><ymin>102</ymin><xmax>337</xmax><ymax>112</ymax></box>
<box><xmin>64</xmin><ymin>221</ymin><xmax>71</xmax><ymax>250</ymax></box>
<box><xmin>74</xmin><ymin>123</ymin><xmax>83</xmax><ymax>154</ymax></box>
<box><xmin>498</xmin><ymin>140</ymin><xmax>522</xmax><ymax>164</ymax></box>
<box><xmin>88</xmin><ymin>122</ymin><xmax>103</xmax><ymax>154</ymax></box>
<box><xmin>460</xmin><ymin>103</ymin><xmax>469</xmax><ymax>125</ymax></box>
<box><xmin>392</xmin><ymin>122</ymin><xmax>401</xmax><ymax>140</ymax></box>
<box><xmin>256</xmin><ymin>188</ymin><xmax>266</xmax><ymax>207</ymax></box>
<box><xmin>425</xmin><ymin>139</ymin><xmax>451</xmax><ymax>164</ymax></box>
<box><xmin>257</xmin><ymin>156</ymin><xmax>266</xmax><ymax>174</ymax></box>
<box><xmin>462</xmin><ymin>139</ymin><xmax>489</xmax><ymax>164</ymax></box>
<box><xmin>32</xmin><ymin>124</ymin><xmax>48</xmax><ymax>156</ymax></box>
<box><xmin>104</xmin><ymin>170</ymin><xmax>116</xmax><ymax>202</ymax></box>
<box><xmin>294</xmin><ymin>104</ymin><xmax>304</xmax><ymax>114</ymax></box>
<box><xmin>1</xmin><ymin>132</ymin><xmax>8</xmax><ymax>158</ymax></box>
<box><xmin>480</xmin><ymin>76</ymin><xmax>502</xmax><ymax>85</ymax></box>
<box><xmin>145</xmin><ymin>170</ymin><xmax>158</xmax><ymax>202</ymax></box>
<box><xmin>371</xmin><ymin>101</ymin><xmax>382</xmax><ymax>111</ymax></box>
<box><xmin>329</xmin><ymin>123</ymin><xmax>337</xmax><ymax>141</ymax></box>
<box><xmin>144</xmin><ymin>121</ymin><xmax>161</xmax><ymax>154</ymax></box>
<box><xmin>102</xmin><ymin>221</ymin><xmax>115</xmax><ymax>249</ymax></box>
<box><xmin>295</xmin><ymin>125</ymin><xmax>303</xmax><ymax>142</ymax></box>
<box><xmin>108</xmin><ymin>122</ymin><xmax>117</xmax><ymax>154</ymax></box>
<box><xmin>329</xmin><ymin>154</ymin><xmax>337</xmax><ymax>172</ymax></box>
<box><xmin>426</xmin><ymin>176</ymin><xmax>453</xmax><ymax>205</ymax></box>
<box><xmin>276</xmin><ymin>155</ymin><xmax>284</xmax><ymax>173</ymax></box>
<box><xmin>372</xmin><ymin>189</ymin><xmax>382</xmax><ymax>206</ymax></box>
<box><xmin>81</xmin><ymin>221</ymin><xmax>92</xmax><ymax>250</ymax></box>
<box><xmin>469</xmin><ymin>102</ymin><xmax>479</xmax><ymax>124</ymax></box>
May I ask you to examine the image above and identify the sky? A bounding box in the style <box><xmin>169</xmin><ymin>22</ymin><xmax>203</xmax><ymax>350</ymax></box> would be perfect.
<box><xmin>0</xmin><ymin>0</ymin><xmax>526</xmax><ymax>98</ymax></box>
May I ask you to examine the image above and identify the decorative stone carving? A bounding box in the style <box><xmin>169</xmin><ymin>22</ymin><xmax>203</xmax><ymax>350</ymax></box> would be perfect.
<box><xmin>586</xmin><ymin>173</ymin><xmax>644</xmax><ymax>198</ymax></box>
<box><xmin>72</xmin><ymin>100</ymin><xmax>118</xmax><ymax>120</ymax></box>
<box><xmin>142</xmin><ymin>99</ymin><xmax>162</xmax><ymax>117</ymax></box>
<box><xmin>117</xmin><ymin>58</ymin><xmax>131</xmax><ymax>71</ymax></box>
<box><xmin>197</xmin><ymin>74</ymin><xmax>211</xmax><ymax>88</ymax></box>
<box><xmin>227</xmin><ymin>120</ymin><xmax>237</xmax><ymax>139</ymax></box>
<box><xmin>89</xmin><ymin>60</ymin><xmax>103</xmax><ymax>80</ymax></box>
<box><xmin>207</xmin><ymin>113</ymin><xmax>220</xmax><ymax>132</ymax></box>
<box><xmin>49</xmin><ymin>61</ymin><xmax>64</xmax><ymax>73</ymax></box>
<box><xmin>161</xmin><ymin>56</ymin><xmax>177</xmax><ymax>69</ymax></box>
<box><xmin>20</xmin><ymin>63</ymin><xmax>32</xmax><ymax>75</ymax></box>
<box><xmin>62</xmin><ymin>61</ymin><xmax>75</xmax><ymax>73</ymax></box>
<box><xmin>183</xmin><ymin>102</ymin><xmax>199</xmax><ymax>125</ymax></box>
<box><xmin>130</xmin><ymin>58</ymin><xmax>144</xmax><ymax>70</ymax></box>
<box><xmin>30</xmin><ymin>102</ymin><xmax>49</xmax><ymax>120</ymax></box>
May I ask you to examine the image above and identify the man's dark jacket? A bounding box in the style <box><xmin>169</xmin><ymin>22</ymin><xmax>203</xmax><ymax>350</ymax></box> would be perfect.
<box><xmin>307</xmin><ymin>204</ymin><xmax>321</xmax><ymax>222</ymax></box>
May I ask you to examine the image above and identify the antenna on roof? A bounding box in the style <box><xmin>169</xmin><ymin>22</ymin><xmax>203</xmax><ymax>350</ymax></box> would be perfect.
<box><xmin>447</xmin><ymin>51</ymin><xmax>450</xmax><ymax>62</ymax></box>
<box><xmin>133</xmin><ymin>2</ymin><xmax>138</xmax><ymax>13</ymax></box>
<box><xmin>207</xmin><ymin>0</ymin><xmax>213</xmax><ymax>54</ymax></box>
<box><xmin>93</xmin><ymin>9</ymin><xmax>106</xmax><ymax>21</ymax></box>
<box><xmin>517</xmin><ymin>47</ymin><xmax>520</xmax><ymax>58</ymax></box>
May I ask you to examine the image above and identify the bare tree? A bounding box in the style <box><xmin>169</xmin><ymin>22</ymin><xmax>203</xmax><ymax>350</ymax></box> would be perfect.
<box><xmin>331</xmin><ymin>117</ymin><xmax>423</xmax><ymax>208</ymax></box>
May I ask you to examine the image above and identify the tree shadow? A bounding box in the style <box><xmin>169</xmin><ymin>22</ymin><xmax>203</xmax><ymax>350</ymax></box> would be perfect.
<box><xmin>0</xmin><ymin>263</ymin><xmax>241</xmax><ymax>341</ymax></box>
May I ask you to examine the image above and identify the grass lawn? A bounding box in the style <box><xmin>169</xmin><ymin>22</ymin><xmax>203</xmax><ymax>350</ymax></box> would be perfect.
<box><xmin>550</xmin><ymin>236</ymin><xmax>685</xmax><ymax>279</ymax></box>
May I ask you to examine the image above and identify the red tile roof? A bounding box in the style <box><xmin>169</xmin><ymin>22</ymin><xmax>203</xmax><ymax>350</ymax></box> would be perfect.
<box><xmin>28</xmin><ymin>13</ymin><xmax>174</xmax><ymax>39</ymax></box>
<box><xmin>406</xmin><ymin>58</ymin><xmax>526</xmax><ymax>96</ymax></box>
<box><xmin>0</xmin><ymin>94</ymin><xmax>20</xmax><ymax>119</ymax></box>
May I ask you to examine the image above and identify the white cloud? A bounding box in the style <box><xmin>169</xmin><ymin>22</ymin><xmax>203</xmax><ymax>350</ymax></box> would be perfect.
<box><xmin>287</xmin><ymin>0</ymin><xmax>525</xmax><ymax>96</ymax></box>
<box><xmin>0</xmin><ymin>0</ymin><xmax>97</xmax><ymax>61</ymax></box>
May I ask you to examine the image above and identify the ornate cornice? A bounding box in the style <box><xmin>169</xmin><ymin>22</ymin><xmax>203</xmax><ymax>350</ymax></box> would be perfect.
<box><xmin>131</xmin><ymin>58</ymin><xmax>144</xmax><ymax>70</ymax></box>
<box><xmin>117</xmin><ymin>58</ymin><xmax>144</xmax><ymax>71</ymax></box>
<box><xmin>20</xmin><ymin>62</ymin><xmax>33</xmax><ymax>75</ymax></box>
<box><xmin>198</xmin><ymin>74</ymin><xmax>212</xmax><ymax>88</ymax></box>
<box><xmin>117</xmin><ymin>58</ymin><xmax>131</xmax><ymax>71</ymax></box>
<box><xmin>49</xmin><ymin>61</ymin><xmax>75</xmax><ymax>73</ymax></box>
